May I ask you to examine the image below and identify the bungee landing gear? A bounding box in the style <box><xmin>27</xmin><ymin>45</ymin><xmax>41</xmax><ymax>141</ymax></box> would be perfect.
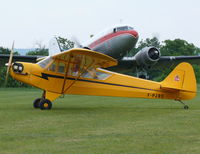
<box><xmin>33</xmin><ymin>91</ymin><xmax>53</xmax><ymax>110</ymax></box>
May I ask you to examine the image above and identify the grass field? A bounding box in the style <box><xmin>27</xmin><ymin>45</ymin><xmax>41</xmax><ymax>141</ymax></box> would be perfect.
<box><xmin>0</xmin><ymin>87</ymin><xmax>200</xmax><ymax>154</ymax></box>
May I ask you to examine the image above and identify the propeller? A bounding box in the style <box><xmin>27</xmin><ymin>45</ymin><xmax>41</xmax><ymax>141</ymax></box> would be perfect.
<box><xmin>5</xmin><ymin>41</ymin><xmax>14</xmax><ymax>86</ymax></box>
<box><xmin>71</xmin><ymin>36</ymin><xmax>82</xmax><ymax>48</ymax></box>
<box><xmin>148</xmin><ymin>48</ymin><xmax>160</xmax><ymax>60</ymax></box>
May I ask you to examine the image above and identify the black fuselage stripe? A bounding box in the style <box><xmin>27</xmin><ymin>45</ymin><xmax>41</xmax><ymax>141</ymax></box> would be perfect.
<box><xmin>33</xmin><ymin>73</ymin><xmax>159</xmax><ymax>92</ymax></box>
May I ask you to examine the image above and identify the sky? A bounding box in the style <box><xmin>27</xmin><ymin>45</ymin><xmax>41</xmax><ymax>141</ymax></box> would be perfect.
<box><xmin>0</xmin><ymin>0</ymin><xmax>200</xmax><ymax>48</ymax></box>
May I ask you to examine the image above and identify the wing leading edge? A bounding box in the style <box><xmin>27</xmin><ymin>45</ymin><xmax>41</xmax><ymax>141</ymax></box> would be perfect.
<box><xmin>52</xmin><ymin>48</ymin><xmax>118</xmax><ymax>68</ymax></box>
<box><xmin>116</xmin><ymin>55</ymin><xmax>200</xmax><ymax>70</ymax></box>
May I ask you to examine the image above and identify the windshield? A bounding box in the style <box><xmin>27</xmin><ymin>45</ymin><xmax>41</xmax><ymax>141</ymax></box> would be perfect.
<box><xmin>37</xmin><ymin>57</ymin><xmax>53</xmax><ymax>68</ymax></box>
<box><xmin>116</xmin><ymin>26</ymin><xmax>134</xmax><ymax>31</ymax></box>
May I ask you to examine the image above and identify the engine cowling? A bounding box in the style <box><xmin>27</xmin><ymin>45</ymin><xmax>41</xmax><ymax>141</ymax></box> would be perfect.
<box><xmin>134</xmin><ymin>47</ymin><xmax>161</xmax><ymax>68</ymax></box>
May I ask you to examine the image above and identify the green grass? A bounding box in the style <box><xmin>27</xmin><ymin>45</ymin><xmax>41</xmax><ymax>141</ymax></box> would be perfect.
<box><xmin>0</xmin><ymin>87</ymin><xmax>200</xmax><ymax>154</ymax></box>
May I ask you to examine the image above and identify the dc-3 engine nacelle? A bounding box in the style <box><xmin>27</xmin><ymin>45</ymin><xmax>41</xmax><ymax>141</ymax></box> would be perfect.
<box><xmin>134</xmin><ymin>47</ymin><xmax>161</xmax><ymax>68</ymax></box>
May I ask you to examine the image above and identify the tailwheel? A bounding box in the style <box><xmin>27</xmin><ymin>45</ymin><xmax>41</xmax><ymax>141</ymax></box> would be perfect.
<box><xmin>177</xmin><ymin>100</ymin><xmax>189</xmax><ymax>110</ymax></box>
<box><xmin>184</xmin><ymin>105</ymin><xmax>189</xmax><ymax>110</ymax></box>
<box><xmin>39</xmin><ymin>99</ymin><xmax>52</xmax><ymax>110</ymax></box>
<box><xmin>33</xmin><ymin>98</ymin><xmax>42</xmax><ymax>109</ymax></box>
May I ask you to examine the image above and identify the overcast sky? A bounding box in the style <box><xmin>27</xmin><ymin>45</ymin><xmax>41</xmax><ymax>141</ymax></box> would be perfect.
<box><xmin>0</xmin><ymin>0</ymin><xmax>200</xmax><ymax>48</ymax></box>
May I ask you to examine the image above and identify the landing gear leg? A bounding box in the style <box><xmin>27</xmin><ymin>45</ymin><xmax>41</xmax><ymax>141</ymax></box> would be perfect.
<box><xmin>177</xmin><ymin>100</ymin><xmax>189</xmax><ymax>110</ymax></box>
<box><xmin>136</xmin><ymin>67</ymin><xmax>149</xmax><ymax>79</ymax></box>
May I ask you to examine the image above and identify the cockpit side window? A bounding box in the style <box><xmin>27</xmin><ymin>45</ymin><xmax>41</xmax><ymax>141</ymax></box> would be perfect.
<box><xmin>47</xmin><ymin>61</ymin><xmax>66</xmax><ymax>74</ymax></box>
<box><xmin>48</xmin><ymin>62</ymin><xmax>57</xmax><ymax>72</ymax></box>
<box><xmin>81</xmin><ymin>68</ymin><xmax>111</xmax><ymax>80</ymax></box>
<box><xmin>58</xmin><ymin>62</ymin><xmax>65</xmax><ymax>74</ymax></box>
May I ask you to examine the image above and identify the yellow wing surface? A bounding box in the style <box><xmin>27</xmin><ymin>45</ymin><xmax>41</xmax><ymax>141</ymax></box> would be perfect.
<box><xmin>52</xmin><ymin>48</ymin><xmax>118</xmax><ymax>68</ymax></box>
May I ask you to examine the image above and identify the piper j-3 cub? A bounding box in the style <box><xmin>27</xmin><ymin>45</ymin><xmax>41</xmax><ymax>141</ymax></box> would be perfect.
<box><xmin>6</xmin><ymin>46</ymin><xmax>196</xmax><ymax>110</ymax></box>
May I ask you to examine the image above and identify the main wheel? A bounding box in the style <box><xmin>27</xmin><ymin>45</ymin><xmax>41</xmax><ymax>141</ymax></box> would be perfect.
<box><xmin>33</xmin><ymin>98</ymin><xmax>42</xmax><ymax>109</ymax></box>
<box><xmin>39</xmin><ymin>99</ymin><xmax>52</xmax><ymax>110</ymax></box>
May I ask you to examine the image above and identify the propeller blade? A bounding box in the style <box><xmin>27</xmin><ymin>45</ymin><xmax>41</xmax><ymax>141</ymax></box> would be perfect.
<box><xmin>5</xmin><ymin>41</ymin><xmax>14</xmax><ymax>86</ymax></box>
<box><xmin>71</xmin><ymin>36</ymin><xmax>82</xmax><ymax>48</ymax></box>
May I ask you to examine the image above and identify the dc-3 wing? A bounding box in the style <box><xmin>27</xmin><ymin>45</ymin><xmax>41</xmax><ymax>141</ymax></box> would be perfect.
<box><xmin>155</xmin><ymin>55</ymin><xmax>200</xmax><ymax>69</ymax></box>
<box><xmin>115</xmin><ymin>55</ymin><xmax>200</xmax><ymax>71</ymax></box>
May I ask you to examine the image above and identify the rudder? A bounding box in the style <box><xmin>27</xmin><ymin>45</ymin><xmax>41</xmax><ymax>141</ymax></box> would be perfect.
<box><xmin>161</xmin><ymin>62</ymin><xmax>196</xmax><ymax>94</ymax></box>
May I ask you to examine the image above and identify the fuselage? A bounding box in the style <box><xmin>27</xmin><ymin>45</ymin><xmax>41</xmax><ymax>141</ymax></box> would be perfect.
<box><xmin>82</xmin><ymin>25</ymin><xmax>139</xmax><ymax>60</ymax></box>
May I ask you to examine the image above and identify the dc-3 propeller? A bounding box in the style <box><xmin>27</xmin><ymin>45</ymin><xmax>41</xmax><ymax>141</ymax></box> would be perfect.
<box><xmin>5</xmin><ymin>41</ymin><xmax>14</xmax><ymax>86</ymax></box>
<box><xmin>71</xmin><ymin>36</ymin><xmax>82</xmax><ymax>48</ymax></box>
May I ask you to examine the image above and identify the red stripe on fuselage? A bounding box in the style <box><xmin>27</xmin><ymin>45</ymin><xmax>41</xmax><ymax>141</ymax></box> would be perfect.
<box><xmin>88</xmin><ymin>30</ymin><xmax>138</xmax><ymax>49</ymax></box>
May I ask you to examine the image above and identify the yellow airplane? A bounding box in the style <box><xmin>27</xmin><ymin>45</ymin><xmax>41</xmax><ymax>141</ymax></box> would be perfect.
<box><xmin>7</xmin><ymin>48</ymin><xmax>196</xmax><ymax>110</ymax></box>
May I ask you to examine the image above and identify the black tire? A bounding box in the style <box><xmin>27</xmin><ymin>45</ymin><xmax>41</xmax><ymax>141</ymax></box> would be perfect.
<box><xmin>39</xmin><ymin>99</ymin><xmax>52</xmax><ymax>110</ymax></box>
<box><xmin>184</xmin><ymin>105</ymin><xmax>189</xmax><ymax>110</ymax></box>
<box><xmin>33</xmin><ymin>98</ymin><xmax>42</xmax><ymax>109</ymax></box>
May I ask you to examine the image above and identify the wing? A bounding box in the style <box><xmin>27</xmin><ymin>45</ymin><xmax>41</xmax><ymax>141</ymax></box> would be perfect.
<box><xmin>52</xmin><ymin>48</ymin><xmax>118</xmax><ymax>68</ymax></box>
<box><xmin>155</xmin><ymin>55</ymin><xmax>200</xmax><ymax>69</ymax></box>
<box><xmin>110</xmin><ymin>55</ymin><xmax>200</xmax><ymax>72</ymax></box>
<box><xmin>108</xmin><ymin>57</ymin><xmax>137</xmax><ymax>73</ymax></box>
<box><xmin>0</xmin><ymin>54</ymin><xmax>43</xmax><ymax>63</ymax></box>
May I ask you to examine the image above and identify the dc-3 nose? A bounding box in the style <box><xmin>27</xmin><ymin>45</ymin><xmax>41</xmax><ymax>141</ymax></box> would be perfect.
<box><xmin>129</xmin><ymin>30</ymin><xmax>139</xmax><ymax>38</ymax></box>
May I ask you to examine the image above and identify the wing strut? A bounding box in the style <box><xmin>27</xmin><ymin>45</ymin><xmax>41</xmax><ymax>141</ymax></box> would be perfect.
<box><xmin>63</xmin><ymin>58</ymin><xmax>95</xmax><ymax>94</ymax></box>
<box><xmin>61</xmin><ymin>54</ymin><xmax>71</xmax><ymax>94</ymax></box>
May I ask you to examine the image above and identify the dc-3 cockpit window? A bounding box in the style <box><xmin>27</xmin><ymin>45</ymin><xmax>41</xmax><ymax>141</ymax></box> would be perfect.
<box><xmin>37</xmin><ymin>57</ymin><xmax>53</xmax><ymax>68</ymax></box>
<box><xmin>114</xmin><ymin>26</ymin><xmax>134</xmax><ymax>32</ymax></box>
<box><xmin>117</xmin><ymin>26</ymin><xmax>128</xmax><ymax>31</ymax></box>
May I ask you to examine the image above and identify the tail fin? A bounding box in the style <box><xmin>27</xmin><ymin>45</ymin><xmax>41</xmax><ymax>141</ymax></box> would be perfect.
<box><xmin>161</xmin><ymin>62</ymin><xmax>196</xmax><ymax>94</ymax></box>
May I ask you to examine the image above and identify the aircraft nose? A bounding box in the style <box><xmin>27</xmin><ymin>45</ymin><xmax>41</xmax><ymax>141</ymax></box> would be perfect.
<box><xmin>129</xmin><ymin>30</ymin><xmax>139</xmax><ymax>38</ymax></box>
<box><xmin>12</xmin><ymin>62</ymin><xmax>24</xmax><ymax>73</ymax></box>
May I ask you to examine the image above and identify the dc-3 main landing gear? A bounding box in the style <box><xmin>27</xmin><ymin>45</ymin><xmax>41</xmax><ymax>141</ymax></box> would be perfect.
<box><xmin>33</xmin><ymin>98</ymin><xmax>52</xmax><ymax>110</ymax></box>
<box><xmin>177</xmin><ymin>100</ymin><xmax>189</xmax><ymax>110</ymax></box>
